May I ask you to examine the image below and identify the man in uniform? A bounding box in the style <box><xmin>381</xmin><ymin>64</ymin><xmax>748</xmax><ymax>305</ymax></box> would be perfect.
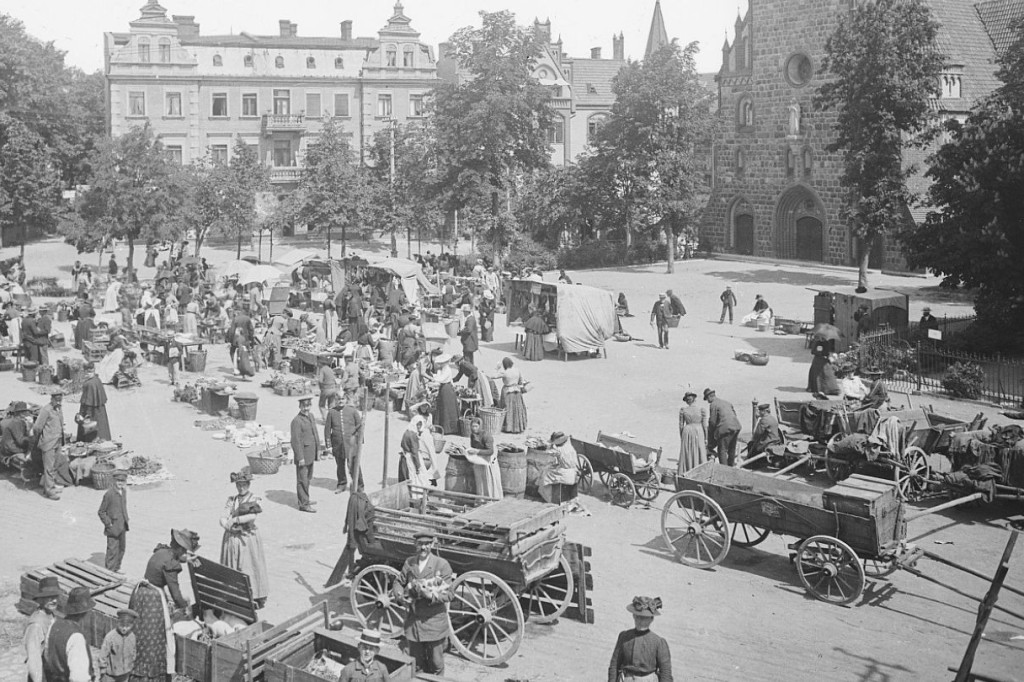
<box><xmin>395</xmin><ymin>531</ymin><xmax>453</xmax><ymax>675</ymax></box>
<box><xmin>42</xmin><ymin>586</ymin><xmax>94</xmax><ymax>682</ymax></box>
<box><xmin>748</xmin><ymin>403</ymin><xmax>783</xmax><ymax>459</ymax></box>
<box><xmin>325</xmin><ymin>393</ymin><xmax>363</xmax><ymax>493</ymax></box>
<box><xmin>24</xmin><ymin>576</ymin><xmax>61</xmax><ymax>682</ymax></box>
<box><xmin>705</xmin><ymin>388</ymin><xmax>742</xmax><ymax>467</ymax></box>
<box><xmin>33</xmin><ymin>390</ymin><xmax>67</xmax><ymax>500</ymax></box>
<box><xmin>98</xmin><ymin>470</ymin><xmax>130</xmax><ymax>571</ymax></box>
<box><xmin>290</xmin><ymin>397</ymin><xmax>320</xmax><ymax>513</ymax></box>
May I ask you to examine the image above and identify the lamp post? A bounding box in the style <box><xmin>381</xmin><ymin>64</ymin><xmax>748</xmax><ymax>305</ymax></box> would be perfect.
<box><xmin>384</xmin><ymin>117</ymin><xmax>399</xmax><ymax>258</ymax></box>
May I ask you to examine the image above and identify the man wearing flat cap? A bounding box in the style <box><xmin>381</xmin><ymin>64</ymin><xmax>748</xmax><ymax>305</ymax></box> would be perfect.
<box><xmin>608</xmin><ymin>596</ymin><xmax>673</xmax><ymax>681</ymax></box>
<box><xmin>43</xmin><ymin>586</ymin><xmax>94</xmax><ymax>682</ymax></box>
<box><xmin>98</xmin><ymin>469</ymin><xmax>130</xmax><ymax>571</ymax></box>
<box><xmin>394</xmin><ymin>531</ymin><xmax>453</xmax><ymax>675</ymax></box>
<box><xmin>24</xmin><ymin>576</ymin><xmax>61</xmax><ymax>682</ymax></box>
<box><xmin>748</xmin><ymin>403</ymin><xmax>783</xmax><ymax>460</ymax></box>
<box><xmin>291</xmin><ymin>397</ymin><xmax>320</xmax><ymax>512</ymax></box>
<box><xmin>704</xmin><ymin>389</ymin><xmax>741</xmax><ymax>467</ymax></box>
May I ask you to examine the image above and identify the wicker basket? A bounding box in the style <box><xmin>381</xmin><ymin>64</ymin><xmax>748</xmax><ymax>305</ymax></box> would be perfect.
<box><xmin>431</xmin><ymin>427</ymin><xmax>446</xmax><ymax>454</ymax></box>
<box><xmin>246</xmin><ymin>450</ymin><xmax>285</xmax><ymax>475</ymax></box>
<box><xmin>665</xmin><ymin>315</ymin><xmax>681</xmax><ymax>328</ymax></box>
<box><xmin>91</xmin><ymin>461</ymin><xmax>127</xmax><ymax>490</ymax></box>
<box><xmin>479</xmin><ymin>407</ymin><xmax>505</xmax><ymax>438</ymax></box>
<box><xmin>749</xmin><ymin>352</ymin><xmax>770</xmax><ymax>366</ymax></box>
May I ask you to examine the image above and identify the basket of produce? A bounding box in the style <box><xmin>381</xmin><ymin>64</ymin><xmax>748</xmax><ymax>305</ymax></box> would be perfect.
<box><xmin>665</xmin><ymin>315</ymin><xmax>681</xmax><ymax>328</ymax></box>
<box><xmin>91</xmin><ymin>461</ymin><xmax>127</xmax><ymax>490</ymax></box>
<box><xmin>129</xmin><ymin>454</ymin><xmax>164</xmax><ymax>477</ymax></box>
<box><xmin>246</xmin><ymin>448</ymin><xmax>285</xmax><ymax>475</ymax></box>
<box><xmin>749</xmin><ymin>351</ymin><xmax>770</xmax><ymax>366</ymax></box>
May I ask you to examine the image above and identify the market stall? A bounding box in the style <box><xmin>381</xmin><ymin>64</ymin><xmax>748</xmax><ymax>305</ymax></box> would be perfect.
<box><xmin>811</xmin><ymin>289</ymin><xmax>909</xmax><ymax>351</ymax></box>
<box><xmin>506</xmin><ymin>281</ymin><xmax>616</xmax><ymax>359</ymax></box>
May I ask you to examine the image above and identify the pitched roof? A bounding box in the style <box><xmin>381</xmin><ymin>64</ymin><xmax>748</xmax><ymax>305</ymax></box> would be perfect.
<box><xmin>179</xmin><ymin>34</ymin><xmax>377</xmax><ymax>50</ymax></box>
<box><xmin>975</xmin><ymin>0</ymin><xmax>1024</xmax><ymax>54</ymax></box>
<box><xmin>925</xmin><ymin>0</ymin><xmax>1003</xmax><ymax>103</ymax></box>
<box><xmin>570</xmin><ymin>58</ymin><xmax>626</xmax><ymax>106</ymax></box>
<box><xmin>645</xmin><ymin>0</ymin><xmax>670</xmax><ymax>58</ymax></box>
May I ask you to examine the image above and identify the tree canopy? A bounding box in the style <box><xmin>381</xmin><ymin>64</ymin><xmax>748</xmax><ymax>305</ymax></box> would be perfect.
<box><xmin>815</xmin><ymin>0</ymin><xmax>944</xmax><ymax>290</ymax></box>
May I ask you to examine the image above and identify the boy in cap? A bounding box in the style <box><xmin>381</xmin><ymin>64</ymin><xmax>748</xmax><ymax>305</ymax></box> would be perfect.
<box><xmin>97</xmin><ymin>609</ymin><xmax>137</xmax><ymax>682</ymax></box>
<box><xmin>98</xmin><ymin>469</ymin><xmax>130</xmax><ymax>571</ymax></box>
<box><xmin>24</xmin><ymin>576</ymin><xmax>61</xmax><ymax>682</ymax></box>
<box><xmin>608</xmin><ymin>596</ymin><xmax>673</xmax><ymax>681</ymax></box>
<box><xmin>395</xmin><ymin>531</ymin><xmax>453</xmax><ymax>675</ymax></box>
<box><xmin>338</xmin><ymin>628</ymin><xmax>390</xmax><ymax>682</ymax></box>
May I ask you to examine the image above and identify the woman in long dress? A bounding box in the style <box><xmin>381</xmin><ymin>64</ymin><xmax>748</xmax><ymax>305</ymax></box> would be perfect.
<box><xmin>402</xmin><ymin>403</ymin><xmax>439</xmax><ymax>486</ymax></box>
<box><xmin>432</xmin><ymin>355</ymin><xmax>459</xmax><ymax>435</ymax></box>
<box><xmin>219</xmin><ymin>468</ymin><xmax>269</xmax><ymax>609</ymax></box>
<box><xmin>493</xmin><ymin>357</ymin><xmax>527</xmax><ymax>433</ymax></box>
<box><xmin>678</xmin><ymin>391</ymin><xmax>708</xmax><ymax>474</ymax></box>
<box><xmin>103</xmin><ymin>278</ymin><xmax>122</xmax><ymax>312</ymax></box>
<box><xmin>465</xmin><ymin>418</ymin><xmax>502</xmax><ymax>499</ymax></box>
<box><xmin>479</xmin><ymin>292</ymin><xmax>496</xmax><ymax>342</ymax></box>
<box><xmin>522</xmin><ymin>309</ymin><xmax>549</xmax><ymax>361</ymax></box>
<box><xmin>130</xmin><ymin>529</ymin><xmax>199</xmax><ymax>682</ymax></box>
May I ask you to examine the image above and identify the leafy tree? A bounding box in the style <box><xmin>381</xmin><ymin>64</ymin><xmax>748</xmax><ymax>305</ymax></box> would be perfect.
<box><xmin>587</xmin><ymin>42</ymin><xmax>713</xmax><ymax>273</ymax></box>
<box><xmin>902</xmin><ymin>17</ymin><xmax>1024</xmax><ymax>350</ymax></box>
<box><xmin>431</xmin><ymin>10</ymin><xmax>554</xmax><ymax>266</ymax></box>
<box><xmin>75</xmin><ymin>124</ymin><xmax>184</xmax><ymax>277</ymax></box>
<box><xmin>0</xmin><ymin>115</ymin><xmax>62</xmax><ymax>257</ymax></box>
<box><xmin>296</xmin><ymin>118</ymin><xmax>371</xmax><ymax>257</ymax></box>
<box><xmin>196</xmin><ymin>138</ymin><xmax>269</xmax><ymax>258</ymax></box>
<box><xmin>815</xmin><ymin>0</ymin><xmax>944</xmax><ymax>290</ymax></box>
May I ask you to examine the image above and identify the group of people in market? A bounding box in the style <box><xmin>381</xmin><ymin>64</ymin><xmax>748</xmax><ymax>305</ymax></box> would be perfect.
<box><xmin>677</xmin><ymin>387</ymin><xmax>778</xmax><ymax>474</ymax></box>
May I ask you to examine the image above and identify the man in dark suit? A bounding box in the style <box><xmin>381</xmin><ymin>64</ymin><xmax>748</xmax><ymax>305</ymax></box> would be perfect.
<box><xmin>705</xmin><ymin>388</ymin><xmax>742</xmax><ymax>466</ymax></box>
<box><xmin>324</xmin><ymin>393</ymin><xmax>363</xmax><ymax>493</ymax></box>
<box><xmin>291</xmin><ymin>397</ymin><xmax>320</xmax><ymax>513</ymax></box>
<box><xmin>97</xmin><ymin>470</ymin><xmax>129</xmax><ymax>571</ymax></box>
<box><xmin>458</xmin><ymin>304</ymin><xmax>479</xmax><ymax>365</ymax></box>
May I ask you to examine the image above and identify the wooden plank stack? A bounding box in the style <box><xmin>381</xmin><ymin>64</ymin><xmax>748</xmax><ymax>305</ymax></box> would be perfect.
<box><xmin>564</xmin><ymin>542</ymin><xmax>596</xmax><ymax>624</ymax></box>
<box><xmin>19</xmin><ymin>559</ymin><xmax>137</xmax><ymax>648</ymax></box>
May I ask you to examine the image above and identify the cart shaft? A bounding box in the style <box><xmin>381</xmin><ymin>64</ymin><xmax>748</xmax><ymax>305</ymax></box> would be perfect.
<box><xmin>904</xmin><ymin>493</ymin><xmax>985</xmax><ymax>522</ymax></box>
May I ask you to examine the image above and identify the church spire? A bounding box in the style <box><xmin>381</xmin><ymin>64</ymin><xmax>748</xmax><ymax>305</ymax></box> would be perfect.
<box><xmin>645</xmin><ymin>0</ymin><xmax>670</xmax><ymax>58</ymax></box>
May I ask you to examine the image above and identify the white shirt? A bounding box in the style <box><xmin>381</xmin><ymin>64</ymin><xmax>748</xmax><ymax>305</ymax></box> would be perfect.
<box><xmin>65</xmin><ymin>631</ymin><xmax>91</xmax><ymax>682</ymax></box>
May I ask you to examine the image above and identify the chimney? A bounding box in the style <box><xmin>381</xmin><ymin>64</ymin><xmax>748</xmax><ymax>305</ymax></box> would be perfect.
<box><xmin>613</xmin><ymin>32</ymin><xmax>624</xmax><ymax>60</ymax></box>
<box><xmin>279</xmin><ymin>20</ymin><xmax>291</xmax><ymax>37</ymax></box>
<box><xmin>591</xmin><ymin>47</ymin><xmax>602</xmax><ymax>59</ymax></box>
<box><xmin>173</xmin><ymin>15</ymin><xmax>200</xmax><ymax>38</ymax></box>
<box><xmin>340</xmin><ymin>20</ymin><xmax>352</xmax><ymax>41</ymax></box>
<box><xmin>291</xmin><ymin>22</ymin><xmax>298</xmax><ymax>37</ymax></box>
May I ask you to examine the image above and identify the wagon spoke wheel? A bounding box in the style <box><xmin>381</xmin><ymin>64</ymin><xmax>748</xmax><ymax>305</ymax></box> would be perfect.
<box><xmin>863</xmin><ymin>556</ymin><xmax>897</xmax><ymax>578</ymax></box>
<box><xmin>448</xmin><ymin>570</ymin><xmax>524</xmax><ymax>666</ymax></box>
<box><xmin>661</xmin><ymin>491</ymin><xmax>731</xmax><ymax>568</ymax></box>
<box><xmin>796</xmin><ymin>535</ymin><xmax>865</xmax><ymax>606</ymax></box>
<box><xmin>896</xmin><ymin>447</ymin><xmax>931</xmax><ymax>501</ymax></box>
<box><xmin>520</xmin><ymin>554</ymin><xmax>575</xmax><ymax>623</ymax></box>
<box><xmin>730</xmin><ymin>522</ymin><xmax>770</xmax><ymax>548</ymax></box>
<box><xmin>825</xmin><ymin>435</ymin><xmax>854</xmax><ymax>482</ymax></box>
<box><xmin>350</xmin><ymin>565</ymin><xmax>407</xmax><ymax>639</ymax></box>
<box><xmin>597</xmin><ymin>470</ymin><xmax>610</xmax><ymax>488</ymax></box>
<box><xmin>635</xmin><ymin>470</ymin><xmax>661</xmax><ymax>502</ymax></box>
<box><xmin>608</xmin><ymin>473</ymin><xmax>636</xmax><ymax>507</ymax></box>
<box><xmin>576</xmin><ymin>455</ymin><xmax>594</xmax><ymax>495</ymax></box>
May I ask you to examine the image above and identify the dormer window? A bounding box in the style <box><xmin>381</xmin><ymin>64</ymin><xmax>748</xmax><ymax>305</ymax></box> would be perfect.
<box><xmin>386</xmin><ymin>47</ymin><xmax>397</xmax><ymax>67</ymax></box>
<box><xmin>306</xmin><ymin>57</ymin><xmax>316</xmax><ymax>69</ymax></box>
<box><xmin>940</xmin><ymin>73</ymin><xmax>961</xmax><ymax>98</ymax></box>
<box><xmin>138</xmin><ymin>39</ymin><xmax>150</xmax><ymax>63</ymax></box>
<box><xmin>158</xmin><ymin>39</ymin><xmax>171</xmax><ymax>63</ymax></box>
<box><xmin>275</xmin><ymin>56</ymin><xmax>285</xmax><ymax>69</ymax></box>
<box><xmin>213</xmin><ymin>54</ymin><xmax>223</xmax><ymax>67</ymax></box>
<box><xmin>244</xmin><ymin>54</ymin><xmax>254</xmax><ymax>68</ymax></box>
<box><xmin>334</xmin><ymin>56</ymin><xmax>344</xmax><ymax>69</ymax></box>
<box><xmin>403</xmin><ymin>48</ymin><xmax>414</xmax><ymax>67</ymax></box>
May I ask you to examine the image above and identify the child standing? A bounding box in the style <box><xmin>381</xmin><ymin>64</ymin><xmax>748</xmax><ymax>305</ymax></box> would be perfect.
<box><xmin>98</xmin><ymin>608</ymin><xmax>138</xmax><ymax>682</ymax></box>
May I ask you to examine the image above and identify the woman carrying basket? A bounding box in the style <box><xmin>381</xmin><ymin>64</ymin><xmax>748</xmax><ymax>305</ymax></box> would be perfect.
<box><xmin>219</xmin><ymin>468</ymin><xmax>269</xmax><ymax>609</ymax></box>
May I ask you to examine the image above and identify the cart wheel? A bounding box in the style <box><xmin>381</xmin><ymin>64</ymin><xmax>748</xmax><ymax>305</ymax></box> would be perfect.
<box><xmin>660</xmin><ymin>491</ymin><xmax>731</xmax><ymax>568</ymax></box>
<box><xmin>448</xmin><ymin>570</ymin><xmax>524</xmax><ymax>666</ymax></box>
<box><xmin>597</xmin><ymin>470</ymin><xmax>610</xmax><ymax>488</ymax></box>
<box><xmin>576</xmin><ymin>455</ymin><xmax>594</xmax><ymax>495</ymax></box>
<box><xmin>862</xmin><ymin>556</ymin><xmax>897</xmax><ymax>578</ymax></box>
<box><xmin>824</xmin><ymin>435</ymin><xmax>854</xmax><ymax>482</ymax></box>
<box><xmin>730</xmin><ymin>522</ymin><xmax>770</xmax><ymax>548</ymax></box>
<box><xmin>896</xmin><ymin>446</ymin><xmax>931</xmax><ymax>501</ymax></box>
<box><xmin>520</xmin><ymin>554</ymin><xmax>575</xmax><ymax>623</ymax></box>
<box><xmin>350</xmin><ymin>565</ymin><xmax>407</xmax><ymax>639</ymax></box>
<box><xmin>608</xmin><ymin>473</ymin><xmax>636</xmax><ymax>507</ymax></box>
<box><xmin>796</xmin><ymin>535</ymin><xmax>865</xmax><ymax>606</ymax></box>
<box><xmin>635</xmin><ymin>470</ymin><xmax>661</xmax><ymax>502</ymax></box>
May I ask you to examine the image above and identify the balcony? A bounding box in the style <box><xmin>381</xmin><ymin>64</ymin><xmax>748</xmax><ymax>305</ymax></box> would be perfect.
<box><xmin>269</xmin><ymin>167</ymin><xmax>303</xmax><ymax>184</ymax></box>
<box><xmin>262</xmin><ymin>114</ymin><xmax>306</xmax><ymax>132</ymax></box>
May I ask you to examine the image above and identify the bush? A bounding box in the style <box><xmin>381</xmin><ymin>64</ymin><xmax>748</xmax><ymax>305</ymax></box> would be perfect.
<box><xmin>476</xmin><ymin>232</ymin><xmax>557</xmax><ymax>273</ymax></box>
<box><xmin>941</xmin><ymin>361</ymin><xmax>985</xmax><ymax>399</ymax></box>
<box><xmin>556</xmin><ymin>238</ymin><xmax>667</xmax><ymax>269</ymax></box>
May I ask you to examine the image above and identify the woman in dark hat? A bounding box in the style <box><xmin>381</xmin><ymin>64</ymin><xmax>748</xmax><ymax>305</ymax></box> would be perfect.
<box><xmin>677</xmin><ymin>391</ymin><xmax>708</xmax><ymax>474</ymax></box>
<box><xmin>608</xmin><ymin>596</ymin><xmax>672</xmax><ymax>681</ymax></box>
<box><xmin>130</xmin><ymin>529</ymin><xmax>200</xmax><ymax>682</ymax></box>
<box><xmin>219</xmin><ymin>468</ymin><xmax>268</xmax><ymax>609</ymax></box>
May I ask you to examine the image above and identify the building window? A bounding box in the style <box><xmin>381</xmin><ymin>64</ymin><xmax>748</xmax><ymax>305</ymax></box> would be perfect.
<box><xmin>240</xmin><ymin>93</ymin><xmax>257</xmax><ymax>117</ymax></box>
<box><xmin>377</xmin><ymin>94</ymin><xmax>392</xmax><ymax>117</ymax></box>
<box><xmin>275</xmin><ymin>56</ymin><xmax>285</xmax><ymax>69</ymax></box>
<box><xmin>333</xmin><ymin>93</ymin><xmax>350</xmax><ymax>118</ymax></box>
<box><xmin>940</xmin><ymin>74</ymin><xmax>962</xmax><ymax>98</ymax></box>
<box><xmin>211</xmin><ymin>144</ymin><xmax>228</xmax><ymax>165</ymax></box>
<box><xmin>547</xmin><ymin>120</ymin><xmax>564</xmax><ymax>144</ymax></box>
<box><xmin>273</xmin><ymin>89</ymin><xmax>290</xmax><ymax>115</ymax></box>
<box><xmin>587</xmin><ymin>113</ymin><xmax>608</xmax><ymax>141</ymax></box>
<box><xmin>128</xmin><ymin>91</ymin><xmax>146</xmax><ymax>117</ymax></box>
<box><xmin>737</xmin><ymin>96</ymin><xmax>754</xmax><ymax>130</ymax></box>
<box><xmin>138</xmin><ymin>39</ymin><xmax>150</xmax><ymax>63</ymax></box>
<box><xmin>212</xmin><ymin>54</ymin><xmax>223</xmax><ymax>67</ymax></box>
<box><xmin>736</xmin><ymin>148</ymin><xmax>746</xmax><ymax>174</ymax></box>
<box><xmin>785</xmin><ymin>147</ymin><xmax>795</xmax><ymax>178</ymax></box>
<box><xmin>803</xmin><ymin>148</ymin><xmax>813</xmax><ymax>177</ymax></box>
<box><xmin>165</xmin><ymin>92</ymin><xmax>181</xmax><ymax>117</ymax></box>
<box><xmin>785</xmin><ymin>53</ymin><xmax>813</xmax><ymax>87</ymax></box>
<box><xmin>273</xmin><ymin>139</ymin><xmax>293</xmax><ymax>167</ymax></box>
<box><xmin>244</xmin><ymin>54</ymin><xmax>254</xmax><ymax>68</ymax></box>
<box><xmin>306</xmin><ymin>57</ymin><xmax>316</xmax><ymax>69</ymax></box>
<box><xmin>211</xmin><ymin>93</ymin><xmax>228</xmax><ymax>117</ymax></box>
<box><xmin>305</xmin><ymin>93</ymin><xmax>321</xmax><ymax>118</ymax></box>
<box><xmin>403</xmin><ymin>48</ymin><xmax>414</xmax><ymax>67</ymax></box>
<box><xmin>158</xmin><ymin>39</ymin><xmax>171</xmax><ymax>63</ymax></box>
<box><xmin>164</xmin><ymin>145</ymin><xmax>183</xmax><ymax>164</ymax></box>
<box><xmin>409</xmin><ymin>94</ymin><xmax>425</xmax><ymax>117</ymax></box>
<box><xmin>386</xmin><ymin>47</ymin><xmax>397</xmax><ymax>67</ymax></box>
<box><xmin>334</xmin><ymin>57</ymin><xmax>344</xmax><ymax>69</ymax></box>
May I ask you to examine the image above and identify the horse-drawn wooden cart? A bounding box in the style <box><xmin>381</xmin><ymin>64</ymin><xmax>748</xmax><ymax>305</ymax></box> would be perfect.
<box><xmin>570</xmin><ymin>432</ymin><xmax>663</xmax><ymax>507</ymax></box>
<box><xmin>349</xmin><ymin>483</ymin><xmax>573</xmax><ymax>666</ymax></box>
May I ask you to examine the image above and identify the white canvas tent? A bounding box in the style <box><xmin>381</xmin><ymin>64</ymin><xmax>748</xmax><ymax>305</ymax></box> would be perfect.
<box><xmin>366</xmin><ymin>257</ymin><xmax>439</xmax><ymax>305</ymax></box>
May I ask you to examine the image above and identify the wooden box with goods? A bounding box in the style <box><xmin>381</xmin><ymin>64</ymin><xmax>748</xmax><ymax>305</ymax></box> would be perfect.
<box><xmin>210</xmin><ymin>604</ymin><xmax>329</xmax><ymax>682</ymax></box>
<box><xmin>264</xmin><ymin>628</ymin><xmax>415</xmax><ymax>682</ymax></box>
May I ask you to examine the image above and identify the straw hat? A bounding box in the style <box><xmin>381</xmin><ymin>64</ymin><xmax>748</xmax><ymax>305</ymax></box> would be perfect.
<box><xmin>357</xmin><ymin>628</ymin><xmax>382</xmax><ymax>649</ymax></box>
<box><xmin>626</xmin><ymin>595</ymin><xmax>662</xmax><ymax>617</ymax></box>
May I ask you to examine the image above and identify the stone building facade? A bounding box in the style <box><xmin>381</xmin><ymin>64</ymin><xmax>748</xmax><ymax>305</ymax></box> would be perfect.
<box><xmin>700</xmin><ymin>0</ymin><xmax>1022</xmax><ymax>267</ymax></box>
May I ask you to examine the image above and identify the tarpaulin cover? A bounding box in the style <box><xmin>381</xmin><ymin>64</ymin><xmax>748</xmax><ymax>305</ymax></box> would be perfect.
<box><xmin>367</xmin><ymin>257</ymin><xmax>440</xmax><ymax>304</ymax></box>
<box><xmin>556</xmin><ymin>284</ymin><xmax>616</xmax><ymax>353</ymax></box>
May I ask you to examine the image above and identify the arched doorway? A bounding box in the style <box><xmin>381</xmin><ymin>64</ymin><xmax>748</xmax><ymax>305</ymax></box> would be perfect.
<box><xmin>728</xmin><ymin>196</ymin><xmax>755</xmax><ymax>255</ymax></box>
<box><xmin>775</xmin><ymin>184</ymin><xmax>826</xmax><ymax>262</ymax></box>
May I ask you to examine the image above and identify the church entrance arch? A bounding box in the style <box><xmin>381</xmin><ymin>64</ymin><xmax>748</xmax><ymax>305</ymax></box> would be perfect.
<box><xmin>774</xmin><ymin>184</ymin><xmax>826</xmax><ymax>262</ymax></box>
<box><xmin>727</xmin><ymin>196</ymin><xmax>755</xmax><ymax>256</ymax></box>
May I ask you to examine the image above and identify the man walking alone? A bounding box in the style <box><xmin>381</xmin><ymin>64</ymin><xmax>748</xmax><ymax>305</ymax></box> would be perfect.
<box><xmin>719</xmin><ymin>286</ymin><xmax>737</xmax><ymax>324</ymax></box>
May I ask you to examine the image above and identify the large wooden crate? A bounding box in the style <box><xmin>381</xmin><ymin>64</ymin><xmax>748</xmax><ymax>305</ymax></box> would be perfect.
<box><xmin>189</xmin><ymin>556</ymin><xmax>258</xmax><ymax>625</ymax></box>
<box><xmin>211</xmin><ymin>604</ymin><xmax>328</xmax><ymax>682</ymax></box>
<box><xmin>264</xmin><ymin>628</ymin><xmax>414</xmax><ymax>682</ymax></box>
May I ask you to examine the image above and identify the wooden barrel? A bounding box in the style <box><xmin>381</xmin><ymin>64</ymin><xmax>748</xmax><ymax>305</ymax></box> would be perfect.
<box><xmin>497</xmin><ymin>448</ymin><xmax>527</xmax><ymax>499</ymax></box>
<box><xmin>444</xmin><ymin>455</ymin><xmax>475</xmax><ymax>494</ymax></box>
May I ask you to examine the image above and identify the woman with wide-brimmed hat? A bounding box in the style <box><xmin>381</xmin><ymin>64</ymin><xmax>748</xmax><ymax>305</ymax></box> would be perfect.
<box><xmin>677</xmin><ymin>391</ymin><xmax>708</xmax><ymax>474</ymax></box>
<box><xmin>130</xmin><ymin>528</ymin><xmax>200</xmax><ymax>682</ymax></box>
<box><xmin>219</xmin><ymin>467</ymin><xmax>269</xmax><ymax>609</ymax></box>
<box><xmin>608</xmin><ymin>596</ymin><xmax>672</xmax><ymax>681</ymax></box>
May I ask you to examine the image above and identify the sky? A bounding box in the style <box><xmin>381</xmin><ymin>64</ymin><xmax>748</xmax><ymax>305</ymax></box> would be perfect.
<box><xmin>3</xmin><ymin>0</ymin><xmax>742</xmax><ymax>75</ymax></box>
